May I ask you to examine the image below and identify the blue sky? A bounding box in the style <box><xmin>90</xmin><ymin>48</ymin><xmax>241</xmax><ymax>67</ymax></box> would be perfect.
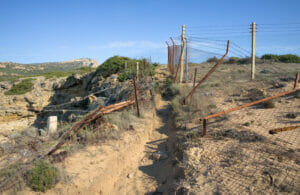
<box><xmin>0</xmin><ymin>0</ymin><xmax>300</xmax><ymax>64</ymax></box>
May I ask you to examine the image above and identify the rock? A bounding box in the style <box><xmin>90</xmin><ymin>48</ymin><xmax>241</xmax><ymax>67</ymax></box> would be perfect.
<box><xmin>40</xmin><ymin>82</ymin><xmax>46</xmax><ymax>88</ymax></box>
<box><xmin>60</xmin><ymin>74</ymin><xmax>83</xmax><ymax>89</ymax></box>
<box><xmin>286</xmin><ymin>113</ymin><xmax>297</xmax><ymax>119</ymax></box>
<box><xmin>8</xmin><ymin>133</ymin><xmax>22</xmax><ymax>139</ymax></box>
<box><xmin>280</xmin><ymin>77</ymin><xmax>294</xmax><ymax>82</ymax></box>
<box><xmin>52</xmin><ymin>79</ymin><xmax>65</xmax><ymax>90</ymax></box>
<box><xmin>0</xmin><ymin>82</ymin><xmax>11</xmax><ymax>90</ymax></box>
<box><xmin>272</xmin><ymin>82</ymin><xmax>286</xmax><ymax>88</ymax></box>
<box><xmin>53</xmin><ymin>93</ymin><xmax>69</xmax><ymax>105</ymax></box>
<box><xmin>152</xmin><ymin>151</ymin><xmax>168</xmax><ymax>161</ymax></box>
<box><xmin>127</xmin><ymin>173</ymin><xmax>133</xmax><ymax>179</ymax></box>
<box><xmin>21</xmin><ymin>126</ymin><xmax>38</xmax><ymax>137</ymax></box>
<box><xmin>67</xmin><ymin>113</ymin><xmax>77</xmax><ymax>122</ymax></box>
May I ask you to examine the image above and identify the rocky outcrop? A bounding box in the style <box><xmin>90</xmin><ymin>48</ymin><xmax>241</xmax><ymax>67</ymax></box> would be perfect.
<box><xmin>0</xmin><ymin>70</ymin><xmax>134</xmax><ymax>136</ymax></box>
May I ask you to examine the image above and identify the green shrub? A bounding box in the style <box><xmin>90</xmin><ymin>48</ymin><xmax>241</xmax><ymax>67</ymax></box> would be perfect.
<box><xmin>118</xmin><ymin>72</ymin><xmax>130</xmax><ymax>82</ymax></box>
<box><xmin>206</xmin><ymin>56</ymin><xmax>219</xmax><ymax>63</ymax></box>
<box><xmin>226</xmin><ymin>57</ymin><xmax>240</xmax><ymax>64</ymax></box>
<box><xmin>261</xmin><ymin>54</ymin><xmax>279</xmax><ymax>61</ymax></box>
<box><xmin>261</xmin><ymin>54</ymin><xmax>300</xmax><ymax>63</ymax></box>
<box><xmin>4</xmin><ymin>78</ymin><xmax>35</xmax><ymax>95</ymax></box>
<box><xmin>238</xmin><ymin>57</ymin><xmax>251</xmax><ymax>64</ymax></box>
<box><xmin>277</xmin><ymin>54</ymin><xmax>300</xmax><ymax>63</ymax></box>
<box><xmin>94</xmin><ymin>56</ymin><xmax>131</xmax><ymax>78</ymax></box>
<box><xmin>26</xmin><ymin>160</ymin><xmax>60</xmax><ymax>192</ymax></box>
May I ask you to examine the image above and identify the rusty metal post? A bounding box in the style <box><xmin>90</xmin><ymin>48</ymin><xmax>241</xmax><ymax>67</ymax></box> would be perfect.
<box><xmin>193</xmin><ymin>68</ymin><xmax>197</xmax><ymax>87</ymax></box>
<box><xmin>202</xmin><ymin>119</ymin><xmax>207</xmax><ymax>137</ymax></box>
<box><xmin>199</xmin><ymin>72</ymin><xmax>299</xmax><ymax>132</ymax></box>
<box><xmin>182</xmin><ymin>40</ymin><xmax>230</xmax><ymax>104</ymax></box>
<box><xmin>170</xmin><ymin>37</ymin><xmax>175</xmax><ymax>75</ymax></box>
<box><xmin>174</xmin><ymin>39</ymin><xmax>185</xmax><ymax>83</ymax></box>
<box><xmin>132</xmin><ymin>76</ymin><xmax>140</xmax><ymax>117</ymax></box>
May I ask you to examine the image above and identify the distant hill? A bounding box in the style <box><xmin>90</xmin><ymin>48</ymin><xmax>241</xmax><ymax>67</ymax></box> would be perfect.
<box><xmin>0</xmin><ymin>58</ymin><xmax>99</xmax><ymax>77</ymax></box>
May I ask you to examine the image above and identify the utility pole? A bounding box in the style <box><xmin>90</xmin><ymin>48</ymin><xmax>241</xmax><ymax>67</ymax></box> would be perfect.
<box><xmin>179</xmin><ymin>24</ymin><xmax>186</xmax><ymax>83</ymax></box>
<box><xmin>184</xmin><ymin>37</ymin><xmax>188</xmax><ymax>82</ymax></box>
<box><xmin>251</xmin><ymin>22</ymin><xmax>256</xmax><ymax>80</ymax></box>
<box><xmin>125</xmin><ymin>60</ymin><xmax>127</xmax><ymax>72</ymax></box>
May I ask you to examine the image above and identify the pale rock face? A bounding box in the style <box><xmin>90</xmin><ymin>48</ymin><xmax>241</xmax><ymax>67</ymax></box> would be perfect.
<box><xmin>0</xmin><ymin>71</ymin><xmax>133</xmax><ymax>135</ymax></box>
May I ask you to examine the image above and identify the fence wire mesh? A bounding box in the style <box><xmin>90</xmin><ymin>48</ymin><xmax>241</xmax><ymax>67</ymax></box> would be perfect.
<box><xmin>167</xmin><ymin>28</ymin><xmax>300</xmax><ymax>193</ymax></box>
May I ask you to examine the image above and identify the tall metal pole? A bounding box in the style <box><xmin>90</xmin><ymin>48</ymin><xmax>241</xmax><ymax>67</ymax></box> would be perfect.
<box><xmin>251</xmin><ymin>22</ymin><xmax>256</xmax><ymax>80</ymax></box>
<box><xmin>180</xmin><ymin>24</ymin><xmax>186</xmax><ymax>83</ymax></box>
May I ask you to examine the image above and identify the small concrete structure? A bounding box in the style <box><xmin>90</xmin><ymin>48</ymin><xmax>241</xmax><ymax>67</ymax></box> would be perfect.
<box><xmin>47</xmin><ymin>116</ymin><xmax>57</xmax><ymax>134</ymax></box>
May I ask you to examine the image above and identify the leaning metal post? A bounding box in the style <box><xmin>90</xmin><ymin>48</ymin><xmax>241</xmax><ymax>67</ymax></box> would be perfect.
<box><xmin>182</xmin><ymin>40</ymin><xmax>230</xmax><ymax>104</ymax></box>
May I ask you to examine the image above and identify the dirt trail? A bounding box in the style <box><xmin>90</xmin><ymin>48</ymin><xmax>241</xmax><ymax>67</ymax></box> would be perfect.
<box><xmin>18</xmin><ymin>94</ymin><xmax>174</xmax><ymax>195</ymax></box>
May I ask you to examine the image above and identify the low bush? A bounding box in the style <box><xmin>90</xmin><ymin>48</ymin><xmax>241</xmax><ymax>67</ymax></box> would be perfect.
<box><xmin>206</xmin><ymin>56</ymin><xmax>219</xmax><ymax>63</ymax></box>
<box><xmin>261</xmin><ymin>54</ymin><xmax>300</xmax><ymax>63</ymax></box>
<box><xmin>26</xmin><ymin>160</ymin><xmax>60</xmax><ymax>192</ymax></box>
<box><xmin>4</xmin><ymin>78</ymin><xmax>35</xmax><ymax>95</ymax></box>
<box><xmin>226</xmin><ymin>57</ymin><xmax>240</xmax><ymax>64</ymax></box>
<box><xmin>94</xmin><ymin>56</ymin><xmax>131</xmax><ymax>78</ymax></box>
<box><xmin>263</xmin><ymin>100</ymin><xmax>275</xmax><ymax>108</ymax></box>
<box><xmin>94</xmin><ymin>56</ymin><xmax>155</xmax><ymax>82</ymax></box>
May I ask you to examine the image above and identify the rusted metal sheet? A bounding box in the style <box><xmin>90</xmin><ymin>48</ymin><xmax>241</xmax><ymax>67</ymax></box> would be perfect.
<box><xmin>182</xmin><ymin>40</ymin><xmax>230</xmax><ymax>104</ymax></box>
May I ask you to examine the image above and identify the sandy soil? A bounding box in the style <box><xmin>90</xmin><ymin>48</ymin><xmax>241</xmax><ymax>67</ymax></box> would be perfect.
<box><xmin>176</xmin><ymin>62</ymin><xmax>300</xmax><ymax>194</ymax></box>
<box><xmin>12</xmin><ymin>94</ymin><xmax>175</xmax><ymax>195</ymax></box>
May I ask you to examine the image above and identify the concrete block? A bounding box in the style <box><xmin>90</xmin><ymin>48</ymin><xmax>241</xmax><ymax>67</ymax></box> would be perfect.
<box><xmin>47</xmin><ymin>116</ymin><xmax>57</xmax><ymax>134</ymax></box>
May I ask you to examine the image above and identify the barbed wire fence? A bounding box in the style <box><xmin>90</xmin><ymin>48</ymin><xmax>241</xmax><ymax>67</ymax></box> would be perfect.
<box><xmin>167</xmin><ymin>23</ymin><xmax>300</xmax><ymax>193</ymax></box>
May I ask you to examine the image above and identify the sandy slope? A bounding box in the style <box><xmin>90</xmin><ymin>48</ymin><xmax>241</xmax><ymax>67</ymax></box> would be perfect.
<box><xmin>15</xmin><ymin>95</ymin><xmax>172</xmax><ymax>195</ymax></box>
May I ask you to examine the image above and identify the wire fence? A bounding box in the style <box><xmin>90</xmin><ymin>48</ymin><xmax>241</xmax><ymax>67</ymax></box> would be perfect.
<box><xmin>167</xmin><ymin>23</ymin><xmax>300</xmax><ymax>194</ymax></box>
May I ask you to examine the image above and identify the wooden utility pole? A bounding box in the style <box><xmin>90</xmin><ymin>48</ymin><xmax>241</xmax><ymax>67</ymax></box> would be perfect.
<box><xmin>125</xmin><ymin>60</ymin><xmax>127</xmax><ymax>71</ymax></box>
<box><xmin>179</xmin><ymin>24</ymin><xmax>186</xmax><ymax>83</ymax></box>
<box><xmin>184</xmin><ymin>37</ymin><xmax>188</xmax><ymax>82</ymax></box>
<box><xmin>251</xmin><ymin>22</ymin><xmax>256</xmax><ymax>80</ymax></box>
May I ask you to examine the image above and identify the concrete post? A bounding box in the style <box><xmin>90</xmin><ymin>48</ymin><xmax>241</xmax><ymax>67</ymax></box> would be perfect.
<box><xmin>47</xmin><ymin>116</ymin><xmax>57</xmax><ymax>134</ymax></box>
<box><xmin>180</xmin><ymin>24</ymin><xmax>186</xmax><ymax>83</ymax></box>
<box><xmin>251</xmin><ymin>22</ymin><xmax>256</xmax><ymax>80</ymax></box>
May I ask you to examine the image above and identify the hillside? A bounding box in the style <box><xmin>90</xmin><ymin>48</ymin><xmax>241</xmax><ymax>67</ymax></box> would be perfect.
<box><xmin>0</xmin><ymin>58</ymin><xmax>99</xmax><ymax>78</ymax></box>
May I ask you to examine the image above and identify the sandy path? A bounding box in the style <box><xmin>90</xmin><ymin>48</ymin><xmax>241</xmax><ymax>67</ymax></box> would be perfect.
<box><xmin>17</xmin><ymin>96</ymin><xmax>173</xmax><ymax>195</ymax></box>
